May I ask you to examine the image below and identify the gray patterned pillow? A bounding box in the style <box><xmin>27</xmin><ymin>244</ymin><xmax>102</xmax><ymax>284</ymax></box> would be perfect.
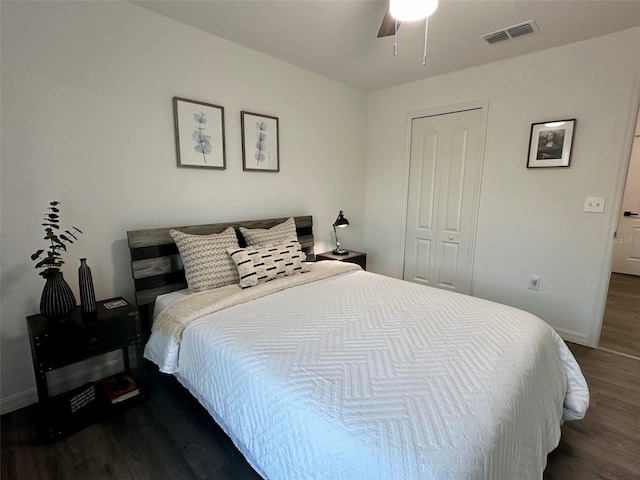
<box><xmin>227</xmin><ymin>241</ymin><xmax>309</xmax><ymax>288</ymax></box>
<box><xmin>170</xmin><ymin>227</ymin><xmax>240</xmax><ymax>292</ymax></box>
<box><xmin>239</xmin><ymin>217</ymin><xmax>298</xmax><ymax>247</ymax></box>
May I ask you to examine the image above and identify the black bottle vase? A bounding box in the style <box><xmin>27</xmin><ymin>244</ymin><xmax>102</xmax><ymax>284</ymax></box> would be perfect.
<box><xmin>40</xmin><ymin>268</ymin><xmax>76</xmax><ymax>320</ymax></box>
<box><xmin>78</xmin><ymin>258</ymin><xmax>97</xmax><ymax>316</ymax></box>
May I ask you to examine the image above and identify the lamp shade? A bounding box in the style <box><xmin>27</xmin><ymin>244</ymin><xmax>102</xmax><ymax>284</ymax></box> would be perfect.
<box><xmin>333</xmin><ymin>211</ymin><xmax>349</xmax><ymax>227</ymax></box>
<box><xmin>390</xmin><ymin>0</ymin><xmax>438</xmax><ymax>22</ymax></box>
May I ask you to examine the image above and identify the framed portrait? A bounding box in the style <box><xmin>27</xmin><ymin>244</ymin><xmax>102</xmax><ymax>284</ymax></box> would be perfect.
<box><xmin>527</xmin><ymin>119</ymin><xmax>575</xmax><ymax>168</ymax></box>
<box><xmin>241</xmin><ymin>111</ymin><xmax>279</xmax><ymax>172</ymax></box>
<box><xmin>173</xmin><ymin>97</ymin><xmax>226</xmax><ymax>169</ymax></box>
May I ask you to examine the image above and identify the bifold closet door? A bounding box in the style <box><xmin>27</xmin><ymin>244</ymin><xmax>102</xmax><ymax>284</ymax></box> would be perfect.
<box><xmin>403</xmin><ymin>108</ymin><xmax>484</xmax><ymax>294</ymax></box>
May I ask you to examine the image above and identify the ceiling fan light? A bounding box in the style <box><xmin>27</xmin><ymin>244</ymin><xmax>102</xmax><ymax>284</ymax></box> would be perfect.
<box><xmin>390</xmin><ymin>0</ymin><xmax>438</xmax><ymax>22</ymax></box>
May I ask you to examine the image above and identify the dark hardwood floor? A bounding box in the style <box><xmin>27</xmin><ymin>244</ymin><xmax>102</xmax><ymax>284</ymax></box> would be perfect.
<box><xmin>544</xmin><ymin>344</ymin><xmax>640</xmax><ymax>480</ymax></box>
<box><xmin>1</xmin><ymin>369</ymin><xmax>262</xmax><ymax>480</ymax></box>
<box><xmin>2</xmin><ymin>344</ymin><xmax>639</xmax><ymax>480</ymax></box>
<box><xmin>599</xmin><ymin>272</ymin><xmax>640</xmax><ymax>358</ymax></box>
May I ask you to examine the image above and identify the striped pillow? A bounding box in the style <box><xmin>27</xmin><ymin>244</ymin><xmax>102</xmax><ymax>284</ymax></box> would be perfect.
<box><xmin>170</xmin><ymin>227</ymin><xmax>240</xmax><ymax>293</ymax></box>
<box><xmin>239</xmin><ymin>217</ymin><xmax>299</xmax><ymax>248</ymax></box>
<box><xmin>228</xmin><ymin>241</ymin><xmax>309</xmax><ymax>288</ymax></box>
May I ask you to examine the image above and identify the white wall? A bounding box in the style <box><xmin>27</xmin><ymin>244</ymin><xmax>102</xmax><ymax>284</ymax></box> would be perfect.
<box><xmin>3</xmin><ymin>1</ymin><xmax>639</xmax><ymax>415</ymax></box>
<box><xmin>0</xmin><ymin>1</ymin><xmax>367</xmax><ymax>412</ymax></box>
<box><xmin>363</xmin><ymin>27</ymin><xmax>640</xmax><ymax>346</ymax></box>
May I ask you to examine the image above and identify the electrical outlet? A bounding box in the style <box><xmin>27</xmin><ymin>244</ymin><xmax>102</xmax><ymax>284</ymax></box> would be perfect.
<box><xmin>529</xmin><ymin>275</ymin><xmax>541</xmax><ymax>291</ymax></box>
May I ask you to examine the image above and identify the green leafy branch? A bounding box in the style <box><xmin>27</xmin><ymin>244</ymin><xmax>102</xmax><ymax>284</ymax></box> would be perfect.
<box><xmin>30</xmin><ymin>201</ymin><xmax>83</xmax><ymax>276</ymax></box>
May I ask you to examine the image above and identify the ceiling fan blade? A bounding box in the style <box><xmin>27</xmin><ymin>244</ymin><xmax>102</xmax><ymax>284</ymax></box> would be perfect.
<box><xmin>377</xmin><ymin>7</ymin><xmax>400</xmax><ymax>38</ymax></box>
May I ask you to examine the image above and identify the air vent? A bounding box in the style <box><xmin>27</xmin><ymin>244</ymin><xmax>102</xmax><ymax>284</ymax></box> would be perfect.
<box><xmin>484</xmin><ymin>31</ymin><xmax>510</xmax><ymax>44</ymax></box>
<box><xmin>479</xmin><ymin>20</ymin><xmax>538</xmax><ymax>44</ymax></box>
<box><xmin>507</xmin><ymin>22</ymin><xmax>535</xmax><ymax>38</ymax></box>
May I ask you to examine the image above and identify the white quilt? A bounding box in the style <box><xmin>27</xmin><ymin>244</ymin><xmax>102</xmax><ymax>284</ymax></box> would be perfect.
<box><xmin>145</xmin><ymin>266</ymin><xmax>589</xmax><ymax>480</ymax></box>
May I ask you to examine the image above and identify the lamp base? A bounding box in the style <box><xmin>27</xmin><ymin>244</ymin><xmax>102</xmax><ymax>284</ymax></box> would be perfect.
<box><xmin>332</xmin><ymin>248</ymin><xmax>349</xmax><ymax>256</ymax></box>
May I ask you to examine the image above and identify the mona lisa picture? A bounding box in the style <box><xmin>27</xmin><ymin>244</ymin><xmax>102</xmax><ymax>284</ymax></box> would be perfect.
<box><xmin>527</xmin><ymin>119</ymin><xmax>576</xmax><ymax>168</ymax></box>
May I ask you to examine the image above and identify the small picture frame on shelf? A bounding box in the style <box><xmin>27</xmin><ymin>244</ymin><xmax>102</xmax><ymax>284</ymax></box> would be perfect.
<box><xmin>241</xmin><ymin>111</ymin><xmax>279</xmax><ymax>172</ymax></box>
<box><xmin>174</xmin><ymin>97</ymin><xmax>226</xmax><ymax>169</ymax></box>
<box><xmin>527</xmin><ymin>119</ymin><xmax>575</xmax><ymax>168</ymax></box>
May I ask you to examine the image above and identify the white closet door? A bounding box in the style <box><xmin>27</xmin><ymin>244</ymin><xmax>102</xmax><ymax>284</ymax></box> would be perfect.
<box><xmin>403</xmin><ymin>108</ymin><xmax>484</xmax><ymax>294</ymax></box>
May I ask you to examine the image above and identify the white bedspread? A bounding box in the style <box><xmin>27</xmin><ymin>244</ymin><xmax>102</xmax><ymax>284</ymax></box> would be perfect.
<box><xmin>144</xmin><ymin>267</ymin><xmax>589</xmax><ymax>480</ymax></box>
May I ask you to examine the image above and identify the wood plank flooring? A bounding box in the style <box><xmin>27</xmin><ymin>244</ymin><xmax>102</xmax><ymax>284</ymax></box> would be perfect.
<box><xmin>599</xmin><ymin>273</ymin><xmax>640</xmax><ymax>358</ymax></box>
<box><xmin>2</xmin><ymin>344</ymin><xmax>639</xmax><ymax>480</ymax></box>
<box><xmin>1</xmin><ymin>369</ymin><xmax>262</xmax><ymax>480</ymax></box>
<box><xmin>544</xmin><ymin>344</ymin><xmax>640</xmax><ymax>480</ymax></box>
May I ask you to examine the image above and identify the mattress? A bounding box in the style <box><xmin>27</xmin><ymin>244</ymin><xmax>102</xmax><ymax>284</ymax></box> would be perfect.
<box><xmin>144</xmin><ymin>266</ymin><xmax>589</xmax><ymax>480</ymax></box>
<box><xmin>143</xmin><ymin>289</ymin><xmax>188</xmax><ymax>373</ymax></box>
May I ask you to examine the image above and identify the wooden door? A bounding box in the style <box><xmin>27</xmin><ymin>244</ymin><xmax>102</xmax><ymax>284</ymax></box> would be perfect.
<box><xmin>403</xmin><ymin>108</ymin><xmax>484</xmax><ymax>294</ymax></box>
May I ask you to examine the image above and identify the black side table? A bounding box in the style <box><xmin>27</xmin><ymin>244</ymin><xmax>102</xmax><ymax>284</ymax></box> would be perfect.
<box><xmin>316</xmin><ymin>250</ymin><xmax>367</xmax><ymax>270</ymax></box>
<box><xmin>27</xmin><ymin>297</ymin><xmax>144</xmax><ymax>440</ymax></box>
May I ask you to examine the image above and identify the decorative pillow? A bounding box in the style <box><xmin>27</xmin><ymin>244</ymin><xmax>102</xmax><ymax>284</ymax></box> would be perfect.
<box><xmin>227</xmin><ymin>241</ymin><xmax>309</xmax><ymax>288</ymax></box>
<box><xmin>239</xmin><ymin>217</ymin><xmax>298</xmax><ymax>247</ymax></box>
<box><xmin>170</xmin><ymin>227</ymin><xmax>240</xmax><ymax>293</ymax></box>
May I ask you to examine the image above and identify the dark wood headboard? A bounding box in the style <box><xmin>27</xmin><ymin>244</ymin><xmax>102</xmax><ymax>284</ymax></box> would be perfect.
<box><xmin>127</xmin><ymin>215</ymin><xmax>314</xmax><ymax>330</ymax></box>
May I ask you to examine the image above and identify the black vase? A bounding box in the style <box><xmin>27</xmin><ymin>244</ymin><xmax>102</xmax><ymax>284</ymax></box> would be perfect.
<box><xmin>40</xmin><ymin>269</ymin><xmax>76</xmax><ymax>320</ymax></box>
<box><xmin>78</xmin><ymin>258</ymin><xmax>97</xmax><ymax>316</ymax></box>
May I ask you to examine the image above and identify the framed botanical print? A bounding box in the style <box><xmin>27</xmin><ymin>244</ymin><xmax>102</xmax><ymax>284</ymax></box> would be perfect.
<box><xmin>174</xmin><ymin>97</ymin><xmax>226</xmax><ymax>169</ymax></box>
<box><xmin>241</xmin><ymin>111</ymin><xmax>279</xmax><ymax>172</ymax></box>
<box><xmin>527</xmin><ymin>119</ymin><xmax>576</xmax><ymax>168</ymax></box>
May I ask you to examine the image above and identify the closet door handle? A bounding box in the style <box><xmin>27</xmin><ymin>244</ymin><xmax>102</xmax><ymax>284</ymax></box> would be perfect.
<box><xmin>624</xmin><ymin>211</ymin><xmax>638</xmax><ymax>217</ymax></box>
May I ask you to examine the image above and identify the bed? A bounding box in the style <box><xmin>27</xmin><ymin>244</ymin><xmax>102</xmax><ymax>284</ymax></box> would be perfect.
<box><xmin>127</xmin><ymin>215</ymin><xmax>589</xmax><ymax>480</ymax></box>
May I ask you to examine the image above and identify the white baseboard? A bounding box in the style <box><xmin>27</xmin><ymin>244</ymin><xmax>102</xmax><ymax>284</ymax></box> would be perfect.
<box><xmin>0</xmin><ymin>389</ymin><xmax>38</xmax><ymax>416</ymax></box>
<box><xmin>1</xmin><ymin>357</ymin><xmax>125</xmax><ymax>415</ymax></box>
<box><xmin>553</xmin><ymin>326</ymin><xmax>593</xmax><ymax>347</ymax></box>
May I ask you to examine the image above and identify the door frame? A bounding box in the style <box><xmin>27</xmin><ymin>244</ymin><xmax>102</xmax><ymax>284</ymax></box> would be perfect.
<box><xmin>399</xmin><ymin>100</ymin><xmax>489</xmax><ymax>294</ymax></box>
<box><xmin>593</xmin><ymin>83</ymin><xmax>640</xmax><ymax>347</ymax></box>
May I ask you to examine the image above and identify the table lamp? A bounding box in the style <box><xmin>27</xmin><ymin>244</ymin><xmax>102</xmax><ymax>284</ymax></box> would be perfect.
<box><xmin>332</xmin><ymin>210</ymin><xmax>350</xmax><ymax>255</ymax></box>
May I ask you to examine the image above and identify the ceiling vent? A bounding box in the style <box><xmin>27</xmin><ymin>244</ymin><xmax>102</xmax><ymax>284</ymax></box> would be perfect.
<box><xmin>479</xmin><ymin>20</ymin><xmax>538</xmax><ymax>44</ymax></box>
<box><xmin>483</xmin><ymin>31</ymin><xmax>510</xmax><ymax>44</ymax></box>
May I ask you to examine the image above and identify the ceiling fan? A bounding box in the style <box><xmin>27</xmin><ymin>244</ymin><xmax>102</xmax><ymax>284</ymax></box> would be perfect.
<box><xmin>376</xmin><ymin>0</ymin><xmax>439</xmax><ymax>64</ymax></box>
<box><xmin>377</xmin><ymin>7</ymin><xmax>399</xmax><ymax>38</ymax></box>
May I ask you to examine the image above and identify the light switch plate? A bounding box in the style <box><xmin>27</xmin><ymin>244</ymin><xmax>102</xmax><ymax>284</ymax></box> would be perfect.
<box><xmin>583</xmin><ymin>196</ymin><xmax>605</xmax><ymax>213</ymax></box>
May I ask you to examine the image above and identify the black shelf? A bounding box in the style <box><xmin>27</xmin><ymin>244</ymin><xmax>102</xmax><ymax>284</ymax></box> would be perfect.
<box><xmin>316</xmin><ymin>250</ymin><xmax>367</xmax><ymax>270</ymax></box>
<box><xmin>27</xmin><ymin>297</ymin><xmax>146</xmax><ymax>440</ymax></box>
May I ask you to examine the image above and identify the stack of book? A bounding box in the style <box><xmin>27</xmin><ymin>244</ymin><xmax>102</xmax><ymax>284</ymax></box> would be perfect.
<box><xmin>100</xmin><ymin>373</ymin><xmax>140</xmax><ymax>404</ymax></box>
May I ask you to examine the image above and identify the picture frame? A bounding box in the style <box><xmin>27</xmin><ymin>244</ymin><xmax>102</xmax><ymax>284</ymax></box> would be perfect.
<box><xmin>173</xmin><ymin>97</ymin><xmax>226</xmax><ymax>169</ymax></box>
<box><xmin>241</xmin><ymin>111</ymin><xmax>279</xmax><ymax>172</ymax></box>
<box><xmin>527</xmin><ymin>119</ymin><xmax>575</xmax><ymax>168</ymax></box>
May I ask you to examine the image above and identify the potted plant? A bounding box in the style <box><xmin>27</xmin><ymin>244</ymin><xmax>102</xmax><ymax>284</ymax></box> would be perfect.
<box><xmin>30</xmin><ymin>201</ymin><xmax>83</xmax><ymax>320</ymax></box>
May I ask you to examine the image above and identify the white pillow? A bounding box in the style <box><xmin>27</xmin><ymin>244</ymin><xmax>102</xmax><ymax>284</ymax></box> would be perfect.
<box><xmin>239</xmin><ymin>217</ymin><xmax>298</xmax><ymax>247</ymax></box>
<box><xmin>227</xmin><ymin>241</ymin><xmax>308</xmax><ymax>288</ymax></box>
<box><xmin>170</xmin><ymin>227</ymin><xmax>239</xmax><ymax>292</ymax></box>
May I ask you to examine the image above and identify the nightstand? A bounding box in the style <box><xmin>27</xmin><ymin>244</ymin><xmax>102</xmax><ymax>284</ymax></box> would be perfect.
<box><xmin>316</xmin><ymin>250</ymin><xmax>367</xmax><ymax>270</ymax></box>
<box><xmin>27</xmin><ymin>297</ymin><xmax>145</xmax><ymax>440</ymax></box>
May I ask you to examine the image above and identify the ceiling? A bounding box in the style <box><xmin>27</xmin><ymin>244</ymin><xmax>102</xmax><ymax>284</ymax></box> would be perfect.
<box><xmin>132</xmin><ymin>0</ymin><xmax>640</xmax><ymax>92</ymax></box>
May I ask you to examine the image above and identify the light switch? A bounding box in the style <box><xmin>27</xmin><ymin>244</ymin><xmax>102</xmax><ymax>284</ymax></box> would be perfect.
<box><xmin>583</xmin><ymin>196</ymin><xmax>606</xmax><ymax>213</ymax></box>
